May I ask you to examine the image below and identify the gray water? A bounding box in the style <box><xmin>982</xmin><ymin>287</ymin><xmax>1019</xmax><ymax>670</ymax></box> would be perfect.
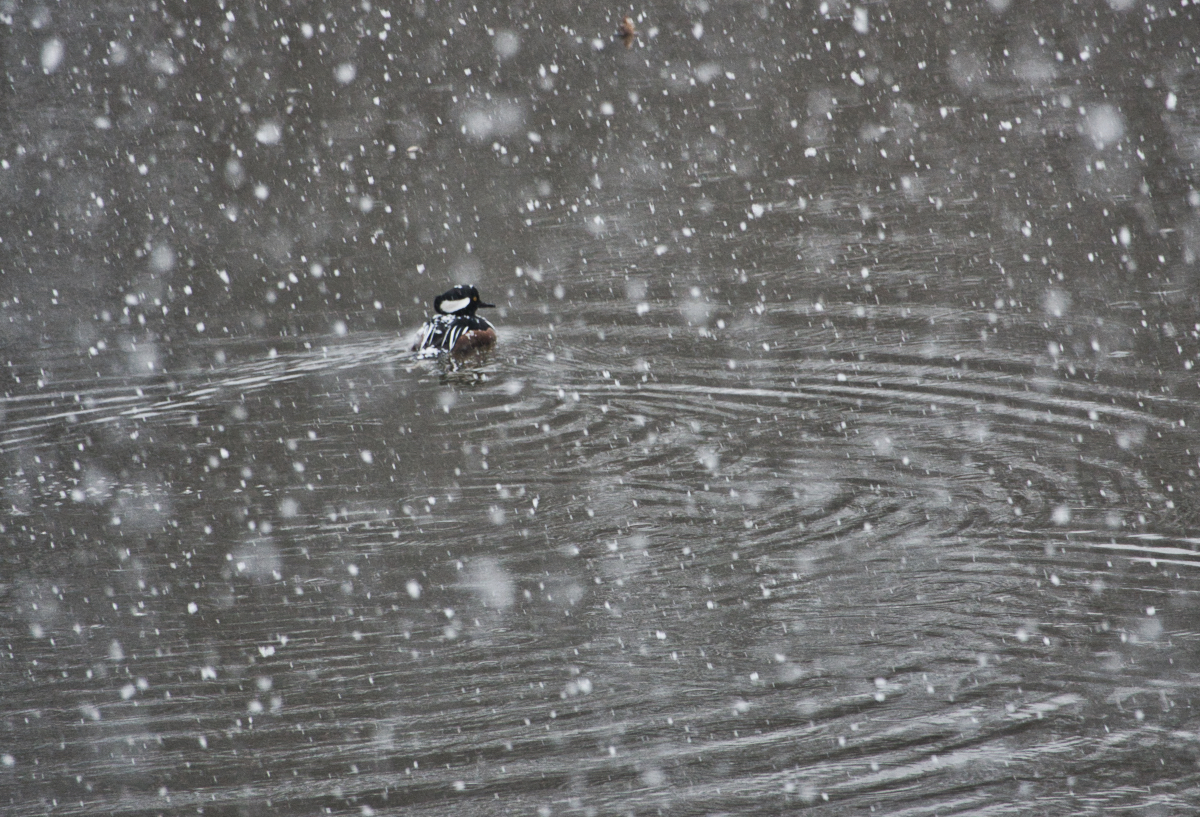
<box><xmin>3</xmin><ymin>1</ymin><xmax>1200</xmax><ymax>815</ymax></box>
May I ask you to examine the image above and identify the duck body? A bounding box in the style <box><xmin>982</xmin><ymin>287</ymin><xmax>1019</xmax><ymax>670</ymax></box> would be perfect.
<box><xmin>413</xmin><ymin>285</ymin><xmax>497</xmax><ymax>356</ymax></box>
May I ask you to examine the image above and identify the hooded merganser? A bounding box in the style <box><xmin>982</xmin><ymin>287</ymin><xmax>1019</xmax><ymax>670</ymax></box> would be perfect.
<box><xmin>412</xmin><ymin>285</ymin><xmax>498</xmax><ymax>356</ymax></box>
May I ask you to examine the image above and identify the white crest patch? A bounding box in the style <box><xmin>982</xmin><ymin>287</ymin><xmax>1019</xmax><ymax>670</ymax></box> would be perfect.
<box><xmin>439</xmin><ymin>297</ymin><xmax>470</xmax><ymax>314</ymax></box>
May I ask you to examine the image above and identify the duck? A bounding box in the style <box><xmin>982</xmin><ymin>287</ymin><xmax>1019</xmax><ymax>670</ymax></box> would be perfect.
<box><xmin>412</xmin><ymin>285</ymin><xmax>497</xmax><ymax>356</ymax></box>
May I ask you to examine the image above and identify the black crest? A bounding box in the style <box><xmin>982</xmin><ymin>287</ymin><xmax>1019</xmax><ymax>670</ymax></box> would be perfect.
<box><xmin>433</xmin><ymin>285</ymin><xmax>495</xmax><ymax>316</ymax></box>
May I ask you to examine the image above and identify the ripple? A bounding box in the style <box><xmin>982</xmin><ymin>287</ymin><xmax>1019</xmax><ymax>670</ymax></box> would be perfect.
<box><xmin>2</xmin><ymin>307</ymin><xmax>1199</xmax><ymax>816</ymax></box>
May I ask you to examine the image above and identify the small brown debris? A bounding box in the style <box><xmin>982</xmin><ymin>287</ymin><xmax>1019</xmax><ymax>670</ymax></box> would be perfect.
<box><xmin>617</xmin><ymin>16</ymin><xmax>636</xmax><ymax>48</ymax></box>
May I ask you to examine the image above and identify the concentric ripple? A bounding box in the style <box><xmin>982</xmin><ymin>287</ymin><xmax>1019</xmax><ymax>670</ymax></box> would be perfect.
<box><xmin>2</xmin><ymin>300</ymin><xmax>1199</xmax><ymax>816</ymax></box>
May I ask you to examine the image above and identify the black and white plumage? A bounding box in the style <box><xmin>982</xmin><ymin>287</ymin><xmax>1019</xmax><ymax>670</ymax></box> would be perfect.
<box><xmin>412</xmin><ymin>285</ymin><xmax>497</xmax><ymax>356</ymax></box>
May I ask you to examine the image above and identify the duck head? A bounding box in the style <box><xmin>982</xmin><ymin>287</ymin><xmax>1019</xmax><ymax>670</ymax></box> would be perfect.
<box><xmin>434</xmin><ymin>285</ymin><xmax>495</xmax><ymax>316</ymax></box>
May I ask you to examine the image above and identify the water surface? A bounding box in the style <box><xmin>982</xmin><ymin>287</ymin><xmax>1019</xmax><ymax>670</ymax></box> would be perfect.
<box><xmin>3</xmin><ymin>1</ymin><xmax>1200</xmax><ymax>815</ymax></box>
